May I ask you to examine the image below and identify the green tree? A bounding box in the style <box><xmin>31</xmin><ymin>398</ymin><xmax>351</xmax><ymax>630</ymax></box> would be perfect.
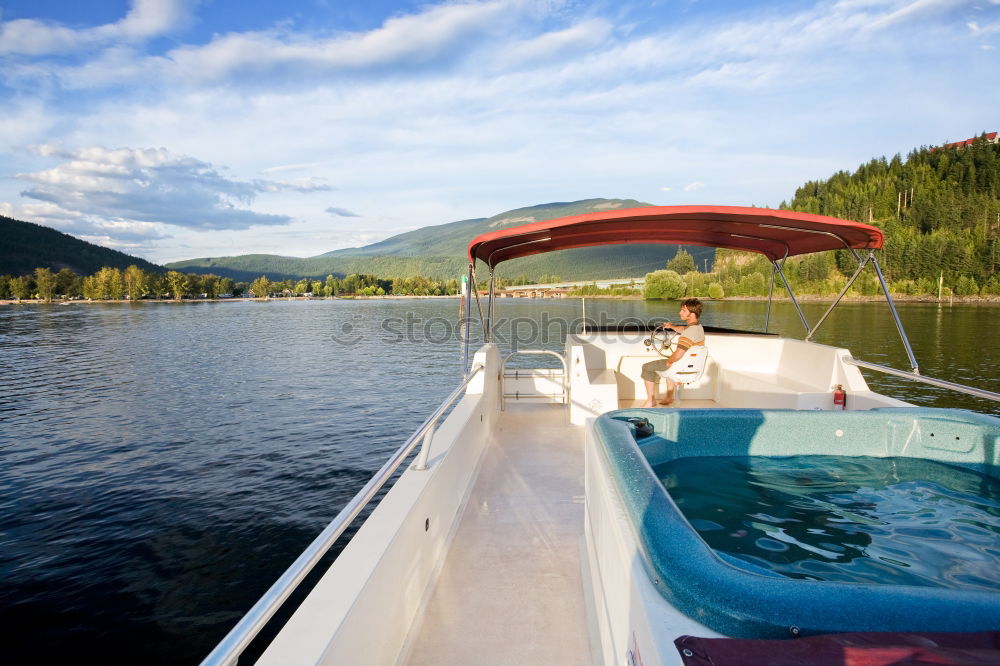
<box><xmin>147</xmin><ymin>273</ymin><xmax>167</xmax><ymax>298</ymax></box>
<box><xmin>108</xmin><ymin>268</ymin><xmax>125</xmax><ymax>299</ymax></box>
<box><xmin>95</xmin><ymin>266</ymin><xmax>124</xmax><ymax>299</ymax></box>
<box><xmin>643</xmin><ymin>270</ymin><xmax>686</xmax><ymax>299</ymax></box>
<box><xmin>34</xmin><ymin>267</ymin><xmax>56</xmax><ymax>302</ymax></box>
<box><xmin>9</xmin><ymin>275</ymin><xmax>31</xmax><ymax>299</ymax></box>
<box><xmin>166</xmin><ymin>270</ymin><xmax>187</xmax><ymax>300</ymax></box>
<box><xmin>667</xmin><ymin>248</ymin><xmax>697</xmax><ymax>275</ymax></box>
<box><xmin>739</xmin><ymin>272</ymin><xmax>768</xmax><ymax>296</ymax></box>
<box><xmin>82</xmin><ymin>275</ymin><xmax>102</xmax><ymax>299</ymax></box>
<box><xmin>55</xmin><ymin>268</ymin><xmax>80</xmax><ymax>297</ymax></box>
<box><xmin>250</xmin><ymin>275</ymin><xmax>272</xmax><ymax>298</ymax></box>
<box><xmin>955</xmin><ymin>275</ymin><xmax>979</xmax><ymax>296</ymax></box>
<box><xmin>218</xmin><ymin>277</ymin><xmax>235</xmax><ymax>296</ymax></box>
<box><xmin>184</xmin><ymin>272</ymin><xmax>201</xmax><ymax>297</ymax></box>
<box><xmin>201</xmin><ymin>274</ymin><xmax>221</xmax><ymax>298</ymax></box>
<box><xmin>797</xmin><ymin>253</ymin><xmax>834</xmax><ymax>283</ymax></box>
<box><xmin>123</xmin><ymin>265</ymin><xmax>146</xmax><ymax>301</ymax></box>
<box><xmin>981</xmin><ymin>275</ymin><xmax>1000</xmax><ymax>295</ymax></box>
<box><xmin>708</xmin><ymin>282</ymin><xmax>725</xmax><ymax>299</ymax></box>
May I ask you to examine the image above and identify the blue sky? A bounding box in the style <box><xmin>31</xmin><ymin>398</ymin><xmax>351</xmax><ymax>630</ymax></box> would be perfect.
<box><xmin>1</xmin><ymin>0</ymin><xmax>997</xmax><ymax>264</ymax></box>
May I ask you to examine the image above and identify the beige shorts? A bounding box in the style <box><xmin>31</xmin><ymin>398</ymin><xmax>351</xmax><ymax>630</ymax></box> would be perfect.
<box><xmin>641</xmin><ymin>358</ymin><xmax>671</xmax><ymax>382</ymax></box>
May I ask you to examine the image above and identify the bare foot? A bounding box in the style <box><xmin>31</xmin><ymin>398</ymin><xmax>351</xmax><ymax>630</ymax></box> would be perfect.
<box><xmin>658</xmin><ymin>399</ymin><xmax>674</xmax><ymax>406</ymax></box>
<box><xmin>641</xmin><ymin>399</ymin><xmax>656</xmax><ymax>408</ymax></box>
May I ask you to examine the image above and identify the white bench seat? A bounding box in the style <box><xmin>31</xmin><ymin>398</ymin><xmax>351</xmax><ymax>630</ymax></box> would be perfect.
<box><xmin>720</xmin><ymin>369</ymin><xmax>833</xmax><ymax>409</ymax></box>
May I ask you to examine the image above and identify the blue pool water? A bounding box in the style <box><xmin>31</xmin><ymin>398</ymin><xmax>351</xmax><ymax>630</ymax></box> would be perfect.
<box><xmin>655</xmin><ymin>455</ymin><xmax>1000</xmax><ymax>591</ymax></box>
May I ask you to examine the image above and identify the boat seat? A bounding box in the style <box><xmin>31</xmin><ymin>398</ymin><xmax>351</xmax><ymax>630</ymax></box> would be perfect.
<box><xmin>720</xmin><ymin>369</ymin><xmax>833</xmax><ymax>409</ymax></box>
<box><xmin>656</xmin><ymin>346</ymin><xmax>711</xmax><ymax>406</ymax></box>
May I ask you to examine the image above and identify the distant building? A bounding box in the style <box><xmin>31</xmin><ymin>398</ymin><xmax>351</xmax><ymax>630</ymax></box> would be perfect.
<box><xmin>936</xmin><ymin>131</ymin><xmax>998</xmax><ymax>151</ymax></box>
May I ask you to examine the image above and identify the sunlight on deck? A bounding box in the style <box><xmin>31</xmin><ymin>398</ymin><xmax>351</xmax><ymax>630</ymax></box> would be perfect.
<box><xmin>402</xmin><ymin>403</ymin><xmax>592</xmax><ymax>665</ymax></box>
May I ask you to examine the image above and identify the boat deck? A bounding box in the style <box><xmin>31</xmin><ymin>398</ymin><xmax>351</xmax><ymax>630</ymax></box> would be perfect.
<box><xmin>618</xmin><ymin>398</ymin><xmax>719</xmax><ymax>409</ymax></box>
<box><xmin>401</xmin><ymin>403</ymin><xmax>593</xmax><ymax>665</ymax></box>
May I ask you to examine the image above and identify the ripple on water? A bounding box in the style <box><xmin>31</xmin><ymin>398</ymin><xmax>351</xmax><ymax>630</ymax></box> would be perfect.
<box><xmin>657</xmin><ymin>454</ymin><xmax>1000</xmax><ymax>591</ymax></box>
<box><xmin>2</xmin><ymin>299</ymin><xmax>998</xmax><ymax>662</ymax></box>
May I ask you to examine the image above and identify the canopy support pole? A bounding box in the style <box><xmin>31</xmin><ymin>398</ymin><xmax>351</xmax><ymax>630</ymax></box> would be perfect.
<box><xmin>872</xmin><ymin>254</ymin><xmax>919</xmax><ymax>374</ymax></box>
<box><xmin>487</xmin><ymin>268</ymin><xmax>496</xmax><ymax>343</ymax></box>
<box><xmin>463</xmin><ymin>264</ymin><xmax>474</xmax><ymax>376</ymax></box>
<box><xmin>764</xmin><ymin>262</ymin><xmax>777</xmax><ymax>333</ymax></box>
<box><xmin>774</xmin><ymin>258</ymin><xmax>810</xmax><ymax>334</ymax></box>
<box><xmin>806</xmin><ymin>251</ymin><xmax>872</xmax><ymax>342</ymax></box>
<box><xmin>470</xmin><ymin>263</ymin><xmax>487</xmax><ymax>345</ymax></box>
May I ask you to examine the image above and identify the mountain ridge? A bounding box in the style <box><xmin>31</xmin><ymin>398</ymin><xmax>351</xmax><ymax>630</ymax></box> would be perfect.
<box><xmin>164</xmin><ymin>198</ymin><xmax>710</xmax><ymax>281</ymax></box>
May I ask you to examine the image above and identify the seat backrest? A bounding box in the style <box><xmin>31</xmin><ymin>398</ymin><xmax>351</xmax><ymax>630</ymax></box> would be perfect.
<box><xmin>671</xmin><ymin>345</ymin><xmax>710</xmax><ymax>384</ymax></box>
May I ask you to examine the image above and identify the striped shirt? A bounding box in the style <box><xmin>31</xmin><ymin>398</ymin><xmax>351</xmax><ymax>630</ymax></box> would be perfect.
<box><xmin>677</xmin><ymin>323</ymin><xmax>705</xmax><ymax>351</ymax></box>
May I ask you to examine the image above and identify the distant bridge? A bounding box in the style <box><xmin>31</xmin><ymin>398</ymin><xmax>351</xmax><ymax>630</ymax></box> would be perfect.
<box><xmin>496</xmin><ymin>277</ymin><xmax>644</xmax><ymax>298</ymax></box>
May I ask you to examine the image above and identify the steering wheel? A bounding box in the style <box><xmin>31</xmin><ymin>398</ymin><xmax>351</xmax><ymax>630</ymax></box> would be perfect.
<box><xmin>646</xmin><ymin>325</ymin><xmax>678</xmax><ymax>358</ymax></box>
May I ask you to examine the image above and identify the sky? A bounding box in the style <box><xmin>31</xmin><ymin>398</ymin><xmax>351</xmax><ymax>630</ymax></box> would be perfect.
<box><xmin>0</xmin><ymin>0</ymin><xmax>997</xmax><ymax>265</ymax></box>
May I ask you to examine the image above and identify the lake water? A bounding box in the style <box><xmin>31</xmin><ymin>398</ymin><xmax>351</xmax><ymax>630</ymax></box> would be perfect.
<box><xmin>1</xmin><ymin>298</ymin><xmax>998</xmax><ymax>662</ymax></box>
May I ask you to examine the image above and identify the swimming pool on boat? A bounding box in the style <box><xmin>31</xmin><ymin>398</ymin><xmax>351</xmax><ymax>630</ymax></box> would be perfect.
<box><xmin>594</xmin><ymin>408</ymin><xmax>1000</xmax><ymax>639</ymax></box>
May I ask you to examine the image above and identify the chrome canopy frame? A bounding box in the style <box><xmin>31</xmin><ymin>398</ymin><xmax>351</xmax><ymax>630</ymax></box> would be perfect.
<box><xmin>463</xmin><ymin>250</ymin><xmax>1000</xmax><ymax>408</ymax></box>
<box><xmin>466</xmin><ymin>244</ymin><xmax>918</xmax><ymax>380</ymax></box>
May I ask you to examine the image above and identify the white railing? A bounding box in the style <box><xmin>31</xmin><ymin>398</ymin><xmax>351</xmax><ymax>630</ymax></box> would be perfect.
<box><xmin>201</xmin><ymin>364</ymin><xmax>484</xmax><ymax>666</ymax></box>
<box><xmin>500</xmin><ymin>350</ymin><xmax>568</xmax><ymax>410</ymax></box>
<box><xmin>845</xmin><ymin>358</ymin><xmax>1000</xmax><ymax>402</ymax></box>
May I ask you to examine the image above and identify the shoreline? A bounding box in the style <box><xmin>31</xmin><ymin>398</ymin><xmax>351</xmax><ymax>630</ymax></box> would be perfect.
<box><xmin>4</xmin><ymin>294</ymin><xmax>1000</xmax><ymax>305</ymax></box>
<box><xmin>562</xmin><ymin>294</ymin><xmax>1000</xmax><ymax>303</ymax></box>
<box><xmin>0</xmin><ymin>294</ymin><xmax>462</xmax><ymax>305</ymax></box>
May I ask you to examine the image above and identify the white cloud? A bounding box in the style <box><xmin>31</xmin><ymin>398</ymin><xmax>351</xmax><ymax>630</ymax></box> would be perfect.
<box><xmin>0</xmin><ymin>0</ymin><xmax>189</xmax><ymax>55</ymax></box>
<box><xmin>326</xmin><ymin>207</ymin><xmax>361</xmax><ymax>218</ymax></box>
<box><xmin>114</xmin><ymin>0</ymin><xmax>190</xmax><ymax>39</ymax></box>
<box><xmin>967</xmin><ymin>19</ymin><xmax>1000</xmax><ymax>35</ymax></box>
<box><xmin>3</xmin><ymin>0</ymin><xmax>978</xmax><ymax>97</ymax></box>
<box><xmin>0</xmin><ymin>19</ymin><xmax>84</xmax><ymax>56</ymax></box>
<box><xmin>862</xmin><ymin>0</ymin><xmax>969</xmax><ymax>32</ymax></box>
<box><xmin>252</xmin><ymin>177</ymin><xmax>332</xmax><ymax>194</ymax></box>
<box><xmin>53</xmin><ymin>46</ymin><xmax>171</xmax><ymax>90</ymax></box>
<box><xmin>14</xmin><ymin>145</ymin><xmax>317</xmax><ymax>233</ymax></box>
<box><xmin>492</xmin><ymin>18</ymin><xmax>613</xmax><ymax>68</ymax></box>
<box><xmin>163</xmin><ymin>0</ymin><xmax>525</xmax><ymax>83</ymax></box>
<box><xmin>684</xmin><ymin>182</ymin><xmax>706</xmax><ymax>192</ymax></box>
<box><xmin>260</xmin><ymin>162</ymin><xmax>326</xmax><ymax>174</ymax></box>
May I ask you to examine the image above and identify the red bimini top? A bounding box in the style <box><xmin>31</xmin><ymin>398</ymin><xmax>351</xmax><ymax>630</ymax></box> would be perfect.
<box><xmin>467</xmin><ymin>205</ymin><xmax>883</xmax><ymax>268</ymax></box>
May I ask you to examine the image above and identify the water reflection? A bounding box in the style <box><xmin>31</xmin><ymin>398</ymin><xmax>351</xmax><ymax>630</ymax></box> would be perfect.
<box><xmin>0</xmin><ymin>298</ymin><xmax>997</xmax><ymax>662</ymax></box>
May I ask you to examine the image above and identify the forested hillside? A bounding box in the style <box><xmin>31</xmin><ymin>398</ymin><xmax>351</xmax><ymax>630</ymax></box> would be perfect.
<box><xmin>0</xmin><ymin>216</ymin><xmax>162</xmax><ymax>276</ymax></box>
<box><xmin>782</xmin><ymin>133</ymin><xmax>1000</xmax><ymax>295</ymax></box>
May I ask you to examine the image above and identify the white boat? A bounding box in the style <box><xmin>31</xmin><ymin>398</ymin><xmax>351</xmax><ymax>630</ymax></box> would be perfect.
<box><xmin>203</xmin><ymin>206</ymin><xmax>1000</xmax><ymax>665</ymax></box>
